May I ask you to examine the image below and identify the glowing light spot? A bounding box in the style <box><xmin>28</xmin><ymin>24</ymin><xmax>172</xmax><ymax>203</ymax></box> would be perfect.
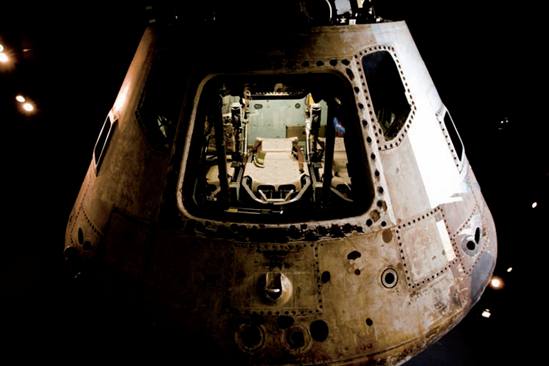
<box><xmin>16</xmin><ymin>95</ymin><xmax>26</xmax><ymax>103</ymax></box>
<box><xmin>532</xmin><ymin>202</ymin><xmax>538</xmax><ymax>209</ymax></box>
<box><xmin>23</xmin><ymin>103</ymin><xmax>34</xmax><ymax>112</ymax></box>
<box><xmin>0</xmin><ymin>44</ymin><xmax>4</xmax><ymax>52</ymax></box>
<box><xmin>481</xmin><ymin>309</ymin><xmax>491</xmax><ymax>318</ymax></box>
<box><xmin>507</xmin><ymin>267</ymin><xmax>513</xmax><ymax>273</ymax></box>
<box><xmin>490</xmin><ymin>277</ymin><xmax>503</xmax><ymax>290</ymax></box>
<box><xmin>0</xmin><ymin>52</ymin><xmax>8</xmax><ymax>63</ymax></box>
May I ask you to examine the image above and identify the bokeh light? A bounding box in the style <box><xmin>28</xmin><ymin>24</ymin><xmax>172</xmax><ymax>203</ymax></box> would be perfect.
<box><xmin>23</xmin><ymin>102</ymin><xmax>34</xmax><ymax>112</ymax></box>
<box><xmin>490</xmin><ymin>276</ymin><xmax>503</xmax><ymax>290</ymax></box>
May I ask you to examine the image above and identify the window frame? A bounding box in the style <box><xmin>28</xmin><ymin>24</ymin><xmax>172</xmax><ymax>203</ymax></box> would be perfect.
<box><xmin>437</xmin><ymin>105</ymin><xmax>465</xmax><ymax>171</ymax></box>
<box><xmin>361</xmin><ymin>50</ymin><xmax>412</xmax><ymax>143</ymax></box>
<box><xmin>93</xmin><ymin>112</ymin><xmax>117</xmax><ymax>175</ymax></box>
<box><xmin>135</xmin><ymin>49</ymin><xmax>188</xmax><ymax>151</ymax></box>
<box><xmin>178</xmin><ymin>72</ymin><xmax>375</xmax><ymax>223</ymax></box>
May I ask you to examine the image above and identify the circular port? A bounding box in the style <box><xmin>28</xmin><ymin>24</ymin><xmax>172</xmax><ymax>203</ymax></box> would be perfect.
<box><xmin>463</xmin><ymin>235</ymin><xmax>479</xmax><ymax>254</ymax></box>
<box><xmin>310</xmin><ymin>320</ymin><xmax>329</xmax><ymax>342</ymax></box>
<box><xmin>282</xmin><ymin>324</ymin><xmax>311</xmax><ymax>354</ymax></box>
<box><xmin>467</xmin><ymin>241</ymin><xmax>476</xmax><ymax>251</ymax></box>
<box><xmin>321</xmin><ymin>271</ymin><xmax>331</xmax><ymax>283</ymax></box>
<box><xmin>381</xmin><ymin>268</ymin><xmax>398</xmax><ymax>288</ymax></box>
<box><xmin>286</xmin><ymin>327</ymin><xmax>306</xmax><ymax>348</ymax></box>
<box><xmin>236</xmin><ymin>324</ymin><xmax>265</xmax><ymax>353</ymax></box>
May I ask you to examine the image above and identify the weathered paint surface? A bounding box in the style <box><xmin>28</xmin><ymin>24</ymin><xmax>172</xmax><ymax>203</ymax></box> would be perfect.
<box><xmin>65</xmin><ymin>20</ymin><xmax>496</xmax><ymax>366</ymax></box>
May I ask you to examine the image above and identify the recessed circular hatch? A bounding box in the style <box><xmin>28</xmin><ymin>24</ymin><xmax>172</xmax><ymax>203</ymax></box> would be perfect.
<box><xmin>236</xmin><ymin>324</ymin><xmax>265</xmax><ymax>353</ymax></box>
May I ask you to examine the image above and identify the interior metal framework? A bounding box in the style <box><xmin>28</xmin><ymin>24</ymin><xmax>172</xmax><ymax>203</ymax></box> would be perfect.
<box><xmin>183</xmin><ymin>74</ymin><xmax>374</xmax><ymax>221</ymax></box>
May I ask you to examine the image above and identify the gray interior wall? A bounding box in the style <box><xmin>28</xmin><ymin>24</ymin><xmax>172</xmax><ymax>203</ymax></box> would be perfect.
<box><xmin>247</xmin><ymin>99</ymin><xmax>328</xmax><ymax>144</ymax></box>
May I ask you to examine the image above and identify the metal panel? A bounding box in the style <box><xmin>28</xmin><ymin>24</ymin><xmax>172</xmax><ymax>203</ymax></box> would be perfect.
<box><xmin>380</xmin><ymin>137</ymin><xmax>431</xmax><ymax>219</ymax></box>
<box><xmin>101</xmin><ymin>210</ymin><xmax>151</xmax><ymax>280</ymax></box>
<box><xmin>229</xmin><ymin>244</ymin><xmax>321</xmax><ymax>314</ymax></box>
<box><xmin>400</xmin><ymin>212</ymin><xmax>453</xmax><ymax>284</ymax></box>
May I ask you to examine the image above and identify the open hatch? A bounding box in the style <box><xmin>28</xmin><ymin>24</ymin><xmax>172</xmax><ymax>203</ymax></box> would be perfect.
<box><xmin>181</xmin><ymin>73</ymin><xmax>374</xmax><ymax>222</ymax></box>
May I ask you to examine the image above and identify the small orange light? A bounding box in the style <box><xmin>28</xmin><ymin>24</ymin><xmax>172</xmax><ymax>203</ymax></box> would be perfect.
<box><xmin>16</xmin><ymin>95</ymin><xmax>26</xmax><ymax>103</ymax></box>
<box><xmin>481</xmin><ymin>309</ymin><xmax>491</xmax><ymax>318</ymax></box>
<box><xmin>490</xmin><ymin>276</ymin><xmax>503</xmax><ymax>290</ymax></box>
<box><xmin>0</xmin><ymin>52</ymin><xmax>9</xmax><ymax>63</ymax></box>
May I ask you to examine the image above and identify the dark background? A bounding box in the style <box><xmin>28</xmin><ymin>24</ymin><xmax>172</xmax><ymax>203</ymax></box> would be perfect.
<box><xmin>1</xmin><ymin>2</ymin><xmax>546</xmax><ymax>364</ymax></box>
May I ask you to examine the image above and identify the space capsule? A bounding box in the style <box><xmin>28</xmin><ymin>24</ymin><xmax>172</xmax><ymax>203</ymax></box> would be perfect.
<box><xmin>64</xmin><ymin>2</ymin><xmax>496</xmax><ymax>365</ymax></box>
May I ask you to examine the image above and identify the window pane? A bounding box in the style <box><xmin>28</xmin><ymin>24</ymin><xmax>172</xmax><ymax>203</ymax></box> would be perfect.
<box><xmin>362</xmin><ymin>51</ymin><xmax>411</xmax><ymax>140</ymax></box>
<box><xmin>136</xmin><ymin>50</ymin><xmax>187</xmax><ymax>150</ymax></box>
<box><xmin>443</xmin><ymin>111</ymin><xmax>464</xmax><ymax>161</ymax></box>
<box><xmin>93</xmin><ymin>115</ymin><xmax>115</xmax><ymax>174</ymax></box>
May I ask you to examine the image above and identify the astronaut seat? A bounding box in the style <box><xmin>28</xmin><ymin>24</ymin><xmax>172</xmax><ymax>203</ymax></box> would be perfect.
<box><xmin>243</xmin><ymin>137</ymin><xmax>309</xmax><ymax>203</ymax></box>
